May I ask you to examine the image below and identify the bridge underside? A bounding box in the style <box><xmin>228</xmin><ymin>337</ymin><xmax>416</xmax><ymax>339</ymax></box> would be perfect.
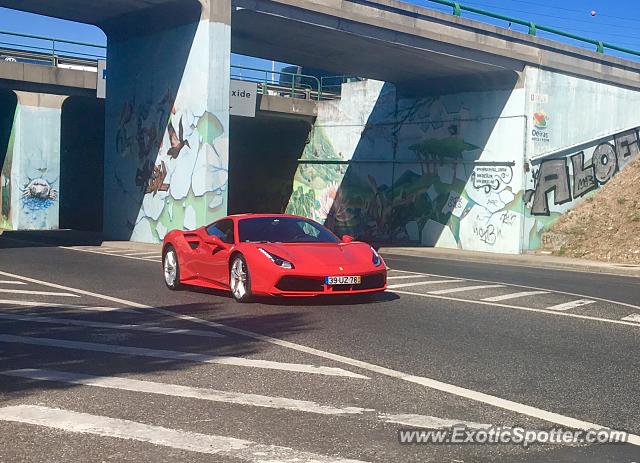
<box><xmin>0</xmin><ymin>0</ymin><xmax>523</xmax><ymax>93</ymax></box>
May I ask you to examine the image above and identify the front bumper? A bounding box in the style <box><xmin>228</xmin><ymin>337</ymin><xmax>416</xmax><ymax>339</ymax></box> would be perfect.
<box><xmin>255</xmin><ymin>270</ymin><xmax>387</xmax><ymax>297</ymax></box>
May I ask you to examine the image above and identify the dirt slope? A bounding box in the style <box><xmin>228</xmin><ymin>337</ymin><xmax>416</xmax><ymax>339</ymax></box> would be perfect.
<box><xmin>547</xmin><ymin>156</ymin><xmax>640</xmax><ymax>264</ymax></box>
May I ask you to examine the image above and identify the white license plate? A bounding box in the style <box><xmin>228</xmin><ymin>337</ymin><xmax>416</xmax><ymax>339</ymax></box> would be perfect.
<box><xmin>325</xmin><ymin>275</ymin><xmax>361</xmax><ymax>285</ymax></box>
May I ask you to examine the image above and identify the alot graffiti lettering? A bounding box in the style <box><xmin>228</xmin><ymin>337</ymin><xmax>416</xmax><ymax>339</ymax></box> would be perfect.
<box><xmin>526</xmin><ymin>128</ymin><xmax>640</xmax><ymax>216</ymax></box>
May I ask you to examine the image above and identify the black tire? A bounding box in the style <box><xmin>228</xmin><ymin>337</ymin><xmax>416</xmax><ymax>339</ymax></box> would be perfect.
<box><xmin>229</xmin><ymin>255</ymin><xmax>252</xmax><ymax>302</ymax></box>
<box><xmin>163</xmin><ymin>245</ymin><xmax>182</xmax><ymax>290</ymax></box>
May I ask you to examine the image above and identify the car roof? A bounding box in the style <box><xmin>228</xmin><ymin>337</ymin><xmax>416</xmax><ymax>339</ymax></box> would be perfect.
<box><xmin>225</xmin><ymin>213</ymin><xmax>308</xmax><ymax>220</ymax></box>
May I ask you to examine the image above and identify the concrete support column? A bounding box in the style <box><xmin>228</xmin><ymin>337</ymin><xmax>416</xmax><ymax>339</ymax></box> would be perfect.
<box><xmin>5</xmin><ymin>91</ymin><xmax>66</xmax><ymax>230</ymax></box>
<box><xmin>103</xmin><ymin>0</ymin><xmax>231</xmax><ymax>242</ymax></box>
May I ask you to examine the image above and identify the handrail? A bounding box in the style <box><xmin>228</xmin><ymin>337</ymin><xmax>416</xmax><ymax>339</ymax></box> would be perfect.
<box><xmin>0</xmin><ymin>29</ymin><xmax>106</xmax><ymax>65</ymax></box>
<box><xmin>231</xmin><ymin>64</ymin><xmax>323</xmax><ymax>101</ymax></box>
<box><xmin>424</xmin><ymin>0</ymin><xmax>640</xmax><ymax>58</ymax></box>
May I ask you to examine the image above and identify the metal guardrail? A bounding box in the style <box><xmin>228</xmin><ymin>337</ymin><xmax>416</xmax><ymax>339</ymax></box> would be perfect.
<box><xmin>231</xmin><ymin>65</ymin><xmax>345</xmax><ymax>101</ymax></box>
<box><xmin>0</xmin><ymin>29</ymin><xmax>106</xmax><ymax>66</ymax></box>
<box><xmin>424</xmin><ymin>0</ymin><xmax>640</xmax><ymax>58</ymax></box>
<box><xmin>0</xmin><ymin>30</ymin><xmax>357</xmax><ymax>101</ymax></box>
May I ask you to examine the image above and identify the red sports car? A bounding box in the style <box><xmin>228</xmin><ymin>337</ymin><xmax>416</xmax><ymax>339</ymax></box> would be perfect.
<box><xmin>162</xmin><ymin>214</ymin><xmax>387</xmax><ymax>302</ymax></box>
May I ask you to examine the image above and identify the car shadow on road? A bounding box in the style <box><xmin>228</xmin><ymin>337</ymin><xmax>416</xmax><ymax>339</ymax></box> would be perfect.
<box><xmin>174</xmin><ymin>284</ymin><xmax>399</xmax><ymax>307</ymax></box>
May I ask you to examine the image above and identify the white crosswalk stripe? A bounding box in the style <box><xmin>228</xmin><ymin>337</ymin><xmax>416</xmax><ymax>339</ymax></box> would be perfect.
<box><xmin>482</xmin><ymin>290</ymin><xmax>549</xmax><ymax>302</ymax></box>
<box><xmin>1</xmin><ymin>368</ymin><xmax>489</xmax><ymax>429</ymax></box>
<box><xmin>60</xmin><ymin>246</ymin><xmax>162</xmax><ymax>263</ymax></box>
<box><xmin>545</xmin><ymin>299</ymin><xmax>595</xmax><ymax>311</ymax></box>
<box><xmin>0</xmin><ymin>405</ymin><xmax>368</xmax><ymax>463</ymax></box>
<box><xmin>428</xmin><ymin>284</ymin><xmax>504</xmax><ymax>295</ymax></box>
<box><xmin>0</xmin><ymin>299</ymin><xmax>140</xmax><ymax>313</ymax></box>
<box><xmin>0</xmin><ymin>313</ymin><xmax>225</xmax><ymax>338</ymax></box>
<box><xmin>387</xmin><ymin>279</ymin><xmax>462</xmax><ymax>289</ymax></box>
<box><xmin>120</xmin><ymin>251</ymin><xmax>160</xmax><ymax>257</ymax></box>
<box><xmin>0</xmin><ymin>335</ymin><xmax>368</xmax><ymax>379</ymax></box>
<box><xmin>386</xmin><ymin>275</ymin><xmax>432</xmax><ymax>280</ymax></box>
<box><xmin>2</xmin><ymin>368</ymin><xmax>369</xmax><ymax>416</ymax></box>
<box><xmin>0</xmin><ymin>288</ymin><xmax>80</xmax><ymax>297</ymax></box>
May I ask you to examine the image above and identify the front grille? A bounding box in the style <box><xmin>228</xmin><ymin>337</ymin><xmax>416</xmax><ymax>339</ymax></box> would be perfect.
<box><xmin>276</xmin><ymin>276</ymin><xmax>324</xmax><ymax>292</ymax></box>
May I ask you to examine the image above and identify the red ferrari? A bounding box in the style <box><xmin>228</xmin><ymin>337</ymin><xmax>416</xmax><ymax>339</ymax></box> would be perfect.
<box><xmin>162</xmin><ymin>214</ymin><xmax>387</xmax><ymax>302</ymax></box>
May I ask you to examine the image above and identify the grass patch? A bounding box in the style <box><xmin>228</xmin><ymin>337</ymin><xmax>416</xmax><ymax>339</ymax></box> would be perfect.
<box><xmin>617</xmin><ymin>197</ymin><xmax>627</xmax><ymax>205</ymax></box>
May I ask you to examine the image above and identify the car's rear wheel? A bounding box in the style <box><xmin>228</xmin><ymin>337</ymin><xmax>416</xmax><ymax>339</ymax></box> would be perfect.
<box><xmin>163</xmin><ymin>246</ymin><xmax>182</xmax><ymax>290</ymax></box>
<box><xmin>230</xmin><ymin>255</ymin><xmax>252</xmax><ymax>302</ymax></box>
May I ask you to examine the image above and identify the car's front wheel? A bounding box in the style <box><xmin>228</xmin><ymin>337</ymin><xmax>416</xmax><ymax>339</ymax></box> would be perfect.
<box><xmin>230</xmin><ymin>255</ymin><xmax>252</xmax><ymax>302</ymax></box>
<box><xmin>163</xmin><ymin>246</ymin><xmax>182</xmax><ymax>290</ymax></box>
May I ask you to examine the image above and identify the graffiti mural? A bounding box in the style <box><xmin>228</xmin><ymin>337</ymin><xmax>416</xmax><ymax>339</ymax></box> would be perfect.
<box><xmin>0</xmin><ymin>112</ymin><xmax>15</xmax><ymax>230</ymax></box>
<box><xmin>285</xmin><ymin>68</ymin><xmax>640</xmax><ymax>254</ymax></box>
<box><xmin>8</xmin><ymin>95</ymin><xmax>66</xmax><ymax>230</ymax></box>
<box><xmin>286</xmin><ymin>80</ymin><xmax>526</xmax><ymax>254</ymax></box>
<box><xmin>104</xmin><ymin>14</ymin><xmax>230</xmax><ymax>243</ymax></box>
<box><xmin>525</xmin><ymin>128</ymin><xmax>640</xmax><ymax>216</ymax></box>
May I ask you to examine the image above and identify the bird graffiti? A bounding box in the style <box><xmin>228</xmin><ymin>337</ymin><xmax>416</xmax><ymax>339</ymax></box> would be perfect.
<box><xmin>167</xmin><ymin>117</ymin><xmax>190</xmax><ymax>159</ymax></box>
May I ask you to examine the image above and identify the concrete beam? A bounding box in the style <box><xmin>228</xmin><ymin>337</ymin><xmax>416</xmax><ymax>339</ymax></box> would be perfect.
<box><xmin>232</xmin><ymin>0</ymin><xmax>640</xmax><ymax>91</ymax></box>
<box><xmin>0</xmin><ymin>60</ymin><xmax>97</xmax><ymax>97</ymax></box>
<box><xmin>258</xmin><ymin>94</ymin><xmax>317</xmax><ymax>118</ymax></box>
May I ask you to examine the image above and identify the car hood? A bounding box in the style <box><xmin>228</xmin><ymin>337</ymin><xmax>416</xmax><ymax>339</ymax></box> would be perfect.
<box><xmin>256</xmin><ymin>242</ymin><xmax>373</xmax><ymax>269</ymax></box>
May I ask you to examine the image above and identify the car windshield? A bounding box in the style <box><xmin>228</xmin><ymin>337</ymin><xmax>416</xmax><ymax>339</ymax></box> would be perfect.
<box><xmin>238</xmin><ymin>217</ymin><xmax>339</xmax><ymax>243</ymax></box>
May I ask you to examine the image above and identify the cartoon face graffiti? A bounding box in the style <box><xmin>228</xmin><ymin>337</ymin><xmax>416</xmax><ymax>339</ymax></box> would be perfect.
<box><xmin>21</xmin><ymin>178</ymin><xmax>58</xmax><ymax>210</ymax></box>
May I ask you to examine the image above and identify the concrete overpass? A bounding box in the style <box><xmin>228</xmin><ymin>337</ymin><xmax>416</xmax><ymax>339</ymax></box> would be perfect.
<box><xmin>1</xmin><ymin>0</ymin><xmax>640</xmax><ymax>254</ymax></box>
<box><xmin>4</xmin><ymin>0</ymin><xmax>640</xmax><ymax>90</ymax></box>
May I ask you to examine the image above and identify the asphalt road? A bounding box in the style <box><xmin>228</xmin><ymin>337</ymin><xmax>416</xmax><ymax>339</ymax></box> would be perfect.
<box><xmin>0</xmin><ymin>232</ymin><xmax>639</xmax><ymax>462</ymax></box>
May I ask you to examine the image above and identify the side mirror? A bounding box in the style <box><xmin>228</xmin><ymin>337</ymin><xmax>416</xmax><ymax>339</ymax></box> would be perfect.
<box><xmin>341</xmin><ymin>234</ymin><xmax>354</xmax><ymax>243</ymax></box>
<box><xmin>204</xmin><ymin>235</ymin><xmax>225</xmax><ymax>248</ymax></box>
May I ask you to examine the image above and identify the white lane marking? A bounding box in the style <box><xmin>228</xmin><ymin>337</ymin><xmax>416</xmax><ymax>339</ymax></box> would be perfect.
<box><xmin>386</xmin><ymin>275</ymin><xmax>434</xmax><ymax>280</ymax></box>
<box><xmin>621</xmin><ymin>313</ymin><xmax>640</xmax><ymax>323</ymax></box>
<box><xmin>0</xmin><ymin>288</ymin><xmax>79</xmax><ymax>297</ymax></box>
<box><xmin>0</xmin><ymin>280</ymin><xmax>26</xmax><ymax>285</ymax></box>
<box><xmin>0</xmin><ymin>271</ymin><xmax>149</xmax><ymax>308</ymax></box>
<box><xmin>0</xmin><ymin>299</ymin><xmax>140</xmax><ymax>314</ymax></box>
<box><xmin>385</xmin><ymin>269</ymin><xmax>640</xmax><ymax>313</ymax></box>
<box><xmin>386</xmin><ymin>279</ymin><xmax>462</xmax><ymax>289</ymax></box>
<box><xmin>394</xmin><ymin>289</ymin><xmax>640</xmax><ymax>329</ymax></box>
<box><xmin>59</xmin><ymin>246</ymin><xmax>163</xmax><ymax>263</ymax></box>
<box><xmin>0</xmin><ymin>314</ymin><xmax>226</xmax><ymax>338</ymax></box>
<box><xmin>121</xmin><ymin>251</ymin><xmax>160</xmax><ymax>257</ymax></box>
<box><xmin>2</xmin><ymin>369</ymin><xmax>368</xmax><ymax>416</ymax></box>
<box><xmin>545</xmin><ymin>299</ymin><xmax>595</xmax><ymax>311</ymax></box>
<box><xmin>482</xmin><ymin>291</ymin><xmax>549</xmax><ymax>302</ymax></box>
<box><xmin>2</xmin><ymin>369</ymin><xmax>487</xmax><ymax>429</ymax></box>
<box><xmin>0</xmin><ymin>405</ymin><xmax>368</xmax><ymax>463</ymax></box>
<box><xmin>379</xmin><ymin>413</ymin><xmax>488</xmax><ymax>429</ymax></box>
<box><xmin>1</xmin><ymin>270</ymin><xmax>639</xmax><ymax>446</ymax></box>
<box><xmin>428</xmin><ymin>284</ymin><xmax>504</xmax><ymax>295</ymax></box>
<box><xmin>0</xmin><ymin>335</ymin><xmax>368</xmax><ymax>379</ymax></box>
<box><xmin>86</xmin><ymin>248</ymin><xmax>135</xmax><ymax>254</ymax></box>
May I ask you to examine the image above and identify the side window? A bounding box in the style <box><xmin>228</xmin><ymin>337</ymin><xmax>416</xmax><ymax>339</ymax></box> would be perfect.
<box><xmin>207</xmin><ymin>219</ymin><xmax>235</xmax><ymax>244</ymax></box>
<box><xmin>299</xmin><ymin>221</ymin><xmax>320</xmax><ymax>238</ymax></box>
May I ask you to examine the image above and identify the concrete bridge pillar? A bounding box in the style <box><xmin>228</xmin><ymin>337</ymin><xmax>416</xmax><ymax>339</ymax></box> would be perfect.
<box><xmin>103</xmin><ymin>0</ymin><xmax>231</xmax><ymax>242</ymax></box>
<box><xmin>1</xmin><ymin>91</ymin><xmax>66</xmax><ymax>231</ymax></box>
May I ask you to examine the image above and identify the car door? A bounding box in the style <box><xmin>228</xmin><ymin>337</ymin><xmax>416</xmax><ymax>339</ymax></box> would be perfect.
<box><xmin>200</xmin><ymin>219</ymin><xmax>235</xmax><ymax>286</ymax></box>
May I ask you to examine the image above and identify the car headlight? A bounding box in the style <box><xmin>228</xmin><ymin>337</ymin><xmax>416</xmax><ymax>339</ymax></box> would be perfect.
<box><xmin>258</xmin><ymin>248</ymin><xmax>294</xmax><ymax>269</ymax></box>
<box><xmin>371</xmin><ymin>246</ymin><xmax>382</xmax><ymax>267</ymax></box>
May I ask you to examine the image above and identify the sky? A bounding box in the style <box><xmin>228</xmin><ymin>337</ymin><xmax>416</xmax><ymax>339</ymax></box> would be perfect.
<box><xmin>1</xmin><ymin>0</ymin><xmax>640</xmax><ymax>70</ymax></box>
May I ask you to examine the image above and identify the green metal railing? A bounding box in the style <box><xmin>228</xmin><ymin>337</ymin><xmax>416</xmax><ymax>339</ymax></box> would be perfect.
<box><xmin>231</xmin><ymin>64</ymin><xmax>325</xmax><ymax>101</ymax></box>
<box><xmin>0</xmin><ymin>29</ymin><xmax>106</xmax><ymax>65</ymax></box>
<box><xmin>423</xmin><ymin>0</ymin><xmax>640</xmax><ymax>57</ymax></box>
